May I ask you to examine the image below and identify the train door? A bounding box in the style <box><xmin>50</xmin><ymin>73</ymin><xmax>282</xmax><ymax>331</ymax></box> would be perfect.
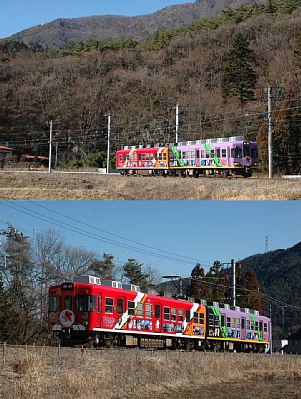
<box><xmin>154</xmin><ymin>303</ymin><xmax>162</xmax><ymax>332</ymax></box>
<box><xmin>241</xmin><ymin>317</ymin><xmax>246</xmax><ymax>340</ymax></box>
<box><xmin>95</xmin><ymin>292</ymin><xmax>101</xmax><ymax>328</ymax></box>
<box><xmin>117</xmin><ymin>296</ymin><xmax>125</xmax><ymax>319</ymax></box>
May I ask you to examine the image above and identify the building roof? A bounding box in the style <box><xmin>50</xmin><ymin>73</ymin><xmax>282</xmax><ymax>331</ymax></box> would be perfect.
<box><xmin>0</xmin><ymin>146</ymin><xmax>14</xmax><ymax>151</ymax></box>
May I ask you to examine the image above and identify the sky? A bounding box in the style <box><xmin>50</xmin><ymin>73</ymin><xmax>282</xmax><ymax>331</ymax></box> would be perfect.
<box><xmin>0</xmin><ymin>200</ymin><xmax>300</xmax><ymax>279</ymax></box>
<box><xmin>0</xmin><ymin>0</ymin><xmax>193</xmax><ymax>38</ymax></box>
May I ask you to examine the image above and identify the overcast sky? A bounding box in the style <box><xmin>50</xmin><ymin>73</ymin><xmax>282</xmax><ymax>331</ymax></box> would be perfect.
<box><xmin>0</xmin><ymin>200</ymin><xmax>300</xmax><ymax>279</ymax></box>
<box><xmin>1</xmin><ymin>0</ymin><xmax>193</xmax><ymax>38</ymax></box>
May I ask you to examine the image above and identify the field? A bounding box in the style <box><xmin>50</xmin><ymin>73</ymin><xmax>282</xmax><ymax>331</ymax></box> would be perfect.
<box><xmin>0</xmin><ymin>346</ymin><xmax>300</xmax><ymax>399</ymax></box>
<box><xmin>1</xmin><ymin>171</ymin><xmax>301</xmax><ymax>200</ymax></box>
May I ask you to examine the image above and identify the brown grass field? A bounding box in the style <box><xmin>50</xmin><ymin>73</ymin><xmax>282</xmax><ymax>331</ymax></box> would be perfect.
<box><xmin>0</xmin><ymin>171</ymin><xmax>301</xmax><ymax>200</ymax></box>
<box><xmin>0</xmin><ymin>346</ymin><xmax>300</xmax><ymax>399</ymax></box>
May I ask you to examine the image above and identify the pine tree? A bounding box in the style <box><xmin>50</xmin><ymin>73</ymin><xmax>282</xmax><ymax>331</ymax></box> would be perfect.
<box><xmin>221</xmin><ymin>32</ymin><xmax>257</xmax><ymax>105</ymax></box>
<box><xmin>0</xmin><ymin>277</ymin><xmax>22</xmax><ymax>343</ymax></box>
<box><xmin>187</xmin><ymin>263</ymin><xmax>206</xmax><ymax>299</ymax></box>
<box><xmin>123</xmin><ymin>259</ymin><xmax>149</xmax><ymax>289</ymax></box>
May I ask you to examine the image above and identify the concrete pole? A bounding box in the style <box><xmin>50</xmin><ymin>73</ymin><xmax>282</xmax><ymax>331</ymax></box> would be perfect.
<box><xmin>268</xmin><ymin>86</ymin><xmax>273</xmax><ymax>179</ymax></box>
<box><xmin>175</xmin><ymin>104</ymin><xmax>179</xmax><ymax>143</ymax></box>
<box><xmin>106</xmin><ymin>114</ymin><xmax>111</xmax><ymax>174</ymax></box>
<box><xmin>231</xmin><ymin>259</ymin><xmax>236</xmax><ymax>307</ymax></box>
<box><xmin>48</xmin><ymin>120</ymin><xmax>53</xmax><ymax>174</ymax></box>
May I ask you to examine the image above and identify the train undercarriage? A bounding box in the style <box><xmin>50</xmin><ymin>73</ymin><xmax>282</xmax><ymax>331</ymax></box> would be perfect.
<box><xmin>55</xmin><ymin>330</ymin><xmax>266</xmax><ymax>353</ymax></box>
<box><xmin>120</xmin><ymin>167</ymin><xmax>253</xmax><ymax>178</ymax></box>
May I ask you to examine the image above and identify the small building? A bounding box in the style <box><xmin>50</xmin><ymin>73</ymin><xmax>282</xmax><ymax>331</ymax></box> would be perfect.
<box><xmin>0</xmin><ymin>145</ymin><xmax>14</xmax><ymax>160</ymax></box>
<box><xmin>284</xmin><ymin>329</ymin><xmax>301</xmax><ymax>354</ymax></box>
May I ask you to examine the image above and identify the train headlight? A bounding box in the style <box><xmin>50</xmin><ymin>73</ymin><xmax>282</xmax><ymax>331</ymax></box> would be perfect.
<box><xmin>234</xmin><ymin>162</ymin><xmax>241</xmax><ymax>167</ymax></box>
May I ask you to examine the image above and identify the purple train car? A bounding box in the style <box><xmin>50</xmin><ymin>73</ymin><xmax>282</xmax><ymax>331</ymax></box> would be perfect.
<box><xmin>205</xmin><ymin>302</ymin><xmax>271</xmax><ymax>353</ymax></box>
<box><xmin>169</xmin><ymin>136</ymin><xmax>259</xmax><ymax>177</ymax></box>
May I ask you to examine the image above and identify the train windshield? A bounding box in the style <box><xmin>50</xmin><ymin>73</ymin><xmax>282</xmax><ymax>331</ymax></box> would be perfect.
<box><xmin>231</xmin><ymin>146</ymin><xmax>242</xmax><ymax>158</ymax></box>
<box><xmin>243</xmin><ymin>142</ymin><xmax>251</xmax><ymax>157</ymax></box>
<box><xmin>48</xmin><ymin>296</ymin><xmax>61</xmax><ymax>311</ymax></box>
<box><xmin>76</xmin><ymin>295</ymin><xmax>96</xmax><ymax>312</ymax></box>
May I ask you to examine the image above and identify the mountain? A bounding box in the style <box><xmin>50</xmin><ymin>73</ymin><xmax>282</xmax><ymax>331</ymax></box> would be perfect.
<box><xmin>6</xmin><ymin>0</ymin><xmax>262</xmax><ymax>48</ymax></box>
<box><xmin>241</xmin><ymin>242</ymin><xmax>301</xmax><ymax>334</ymax></box>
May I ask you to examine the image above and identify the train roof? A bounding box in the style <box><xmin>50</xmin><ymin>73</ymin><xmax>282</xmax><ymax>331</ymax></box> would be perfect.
<box><xmin>49</xmin><ymin>275</ymin><xmax>267</xmax><ymax>318</ymax></box>
<box><xmin>121</xmin><ymin>136</ymin><xmax>256</xmax><ymax>150</ymax></box>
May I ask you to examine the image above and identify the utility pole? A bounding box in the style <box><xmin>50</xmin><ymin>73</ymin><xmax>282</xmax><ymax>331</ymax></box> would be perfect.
<box><xmin>48</xmin><ymin>120</ymin><xmax>53</xmax><ymax>174</ymax></box>
<box><xmin>175</xmin><ymin>104</ymin><xmax>179</xmax><ymax>143</ymax></box>
<box><xmin>231</xmin><ymin>259</ymin><xmax>236</xmax><ymax>307</ymax></box>
<box><xmin>162</xmin><ymin>275</ymin><xmax>183</xmax><ymax>297</ymax></box>
<box><xmin>106</xmin><ymin>114</ymin><xmax>111</xmax><ymax>174</ymax></box>
<box><xmin>55</xmin><ymin>141</ymin><xmax>58</xmax><ymax>169</ymax></box>
<box><xmin>268</xmin><ymin>86</ymin><xmax>273</xmax><ymax>179</ymax></box>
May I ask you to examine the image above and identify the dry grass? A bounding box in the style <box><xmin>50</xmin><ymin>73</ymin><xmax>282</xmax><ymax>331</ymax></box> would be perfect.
<box><xmin>0</xmin><ymin>171</ymin><xmax>301</xmax><ymax>200</ymax></box>
<box><xmin>0</xmin><ymin>347</ymin><xmax>300</xmax><ymax>399</ymax></box>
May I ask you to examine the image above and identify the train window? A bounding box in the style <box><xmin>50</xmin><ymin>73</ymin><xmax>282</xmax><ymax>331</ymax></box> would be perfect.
<box><xmin>159</xmin><ymin>153</ymin><xmax>162</xmax><ymax>160</ymax></box>
<box><xmin>128</xmin><ymin>301</ymin><xmax>135</xmax><ymax>316</ymax></box>
<box><xmin>138</xmin><ymin>154</ymin><xmax>141</xmax><ymax>161</ymax></box>
<box><xmin>231</xmin><ymin>317</ymin><xmax>235</xmax><ymax>328</ymax></box>
<box><xmin>178</xmin><ymin>309</ymin><xmax>184</xmax><ymax>322</ymax></box>
<box><xmin>76</xmin><ymin>296</ymin><xmax>96</xmax><ymax>312</ymax></box>
<box><xmin>231</xmin><ymin>146</ymin><xmax>242</xmax><ymax>158</ymax></box>
<box><xmin>226</xmin><ymin>317</ymin><xmax>231</xmax><ymax>328</ymax></box>
<box><xmin>210</xmin><ymin>150</ymin><xmax>215</xmax><ymax>158</ymax></box>
<box><xmin>193</xmin><ymin>312</ymin><xmax>198</xmax><ymax>324</ymax></box>
<box><xmin>64</xmin><ymin>296</ymin><xmax>72</xmax><ymax>310</ymax></box>
<box><xmin>259</xmin><ymin>321</ymin><xmax>263</xmax><ymax>331</ymax></box>
<box><xmin>126</xmin><ymin>155</ymin><xmax>130</xmax><ymax>161</ymax></box>
<box><xmin>155</xmin><ymin>305</ymin><xmax>161</xmax><ymax>318</ymax></box>
<box><xmin>97</xmin><ymin>296</ymin><xmax>101</xmax><ymax>312</ymax></box>
<box><xmin>117</xmin><ymin>299</ymin><xmax>124</xmax><ymax>314</ymax></box>
<box><xmin>171</xmin><ymin>308</ymin><xmax>176</xmax><ymax>321</ymax></box>
<box><xmin>206</xmin><ymin>150</ymin><xmax>209</xmax><ymax>158</ymax></box>
<box><xmin>255</xmin><ymin>322</ymin><xmax>258</xmax><ymax>330</ymax></box>
<box><xmin>208</xmin><ymin>314</ymin><xmax>214</xmax><ymax>327</ymax></box>
<box><xmin>251</xmin><ymin>147</ymin><xmax>258</xmax><ymax>158</ymax></box>
<box><xmin>141</xmin><ymin>154</ymin><xmax>145</xmax><ymax>160</ymax></box>
<box><xmin>146</xmin><ymin>304</ymin><xmax>152</xmax><ymax>318</ymax></box>
<box><xmin>241</xmin><ymin>318</ymin><xmax>245</xmax><ymax>329</ymax></box>
<box><xmin>221</xmin><ymin>314</ymin><xmax>225</xmax><ymax>326</ymax></box>
<box><xmin>221</xmin><ymin>149</ymin><xmax>227</xmax><ymax>158</ymax></box>
<box><xmin>163</xmin><ymin>153</ymin><xmax>167</xmax><ymax>161</ymax></box>
<box><xmin>119</xmin><ymin>155</ymin><xmax>122</xmax><ymax>162</ymax></box>
<box><xmin>201</xmin><ymin>150</ymin><xmax>205</xmax><ymax>158</ymax></box>
<box><xmin>182</xmin><ymin>152</ymin><xmax>186</xmax><ymax>159</ymax></box>
<box><xmin>186</xmin><ymin>310</ymin><xmax>191</xmax><ymax>322</ymax></box>
<box><xmin>150</xmin><ymin>153</ymin><xmax>154</xmax><ymax>160</ymax></box>
<box><xmin>48</xmin><ymin>296</ymin><xmax>60</xmax><ymax>311</ymax></box>
<box><xmin>247</xmin><ymin>320</ymin><xmax>250</xmax><ymax>330</ymax></box>
<box><xmin>216</xmin><ymin>148</ymin><xmax>221</xmax><ymax>158</ymax></box>
<box><xmin>251</xmin><ymin>321</ymin><xmax>255</xmax><ymax>330</ymax></box>
<box><xmin>164</xmin><ymin>307</ymin><xmax>170</xmax><ymax>320</ymax></box>
<box><xmin>105</xmin><ymin>297</ymin><xmax>114</xmax><ymax>314</ymax></box>
<box><xmin>196</xmin><ymin>150</ymin><xmax>200</xmax><ymax>159</ymax></box>
<box><xmin>199</xmin><ymin>313</ymin><xmax>204</xmax><ymax>325</ymax></box>
<box><xmin>236</xmin><ymin>318</ymin><xmax>240</xmax><ymax>328</ymax></box>
<box><xmin>146</xmin><ymin>153</ymin><xmax>149</xmax><ymax>160</ymax></box>
<box><xmin>264</xmin><ymin>323</ymin><xmax>268</xmax><ymax>333</ymax></box>
<box><xmin>137</xmin><ymin>302</ymin><xmax>144</xmax><ymax>317</ymax></box>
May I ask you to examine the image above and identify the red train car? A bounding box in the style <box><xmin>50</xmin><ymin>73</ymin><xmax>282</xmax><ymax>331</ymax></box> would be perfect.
<box><xmin>116</xmin><ymin>145</ymin><xmax>169</xmax><ymax>174</ymax></box>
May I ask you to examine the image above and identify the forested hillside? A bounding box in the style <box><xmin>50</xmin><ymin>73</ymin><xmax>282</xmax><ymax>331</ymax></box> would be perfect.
<box><xmin>6</xmin><ymin>0</ymin><xmax>262</xmax><ymax>48</ymax></box>
<box><xmin>1</xmin><ymin>0</ymin><xmax>301</xmax><ymax>173</ymax></box>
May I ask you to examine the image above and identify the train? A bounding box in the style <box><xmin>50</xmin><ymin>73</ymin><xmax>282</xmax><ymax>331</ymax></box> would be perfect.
<box><xmin>116</xmin><ymin>136</ymin><xmax>259</xmax><ymax>178</ymax></box>
<box><xmin>48</xmin><ymin>275</ymin><xmax>271</xmax><ymax>352</ymax></box>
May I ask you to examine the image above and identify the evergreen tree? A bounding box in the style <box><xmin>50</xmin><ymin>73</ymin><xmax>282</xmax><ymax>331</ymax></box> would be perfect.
<box><xmin>90</xmin><ymin>253</ymin><xmax>114</xmax><ymax>280</ymax></box>
<box><xmin>187</xmin><ymin>263</ymin><xmax>206</xmax><ymax>299</ymax></box>
<box><xmin>221</xmin><ymin>32</ymin><xmax>257</xmax><ymax>105</ymax></box>
<box><xmin>123</xmin><ymin>259</ymin><xmax>149</xmax><ymax>289</ymax></box>
<box><xmin>0</xmin><ymin>277</ymin><xmax>22</xmax><ymax>343</ymax></box>
<box><xmin>236</xmin><ymin>263</ymin><xmax>264</xmax><ymax>312</ymax></box>
<box><xmin>256</xmin><ymin>83</ymin><xmax>301</xmax><ymax>174</ymax></box>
